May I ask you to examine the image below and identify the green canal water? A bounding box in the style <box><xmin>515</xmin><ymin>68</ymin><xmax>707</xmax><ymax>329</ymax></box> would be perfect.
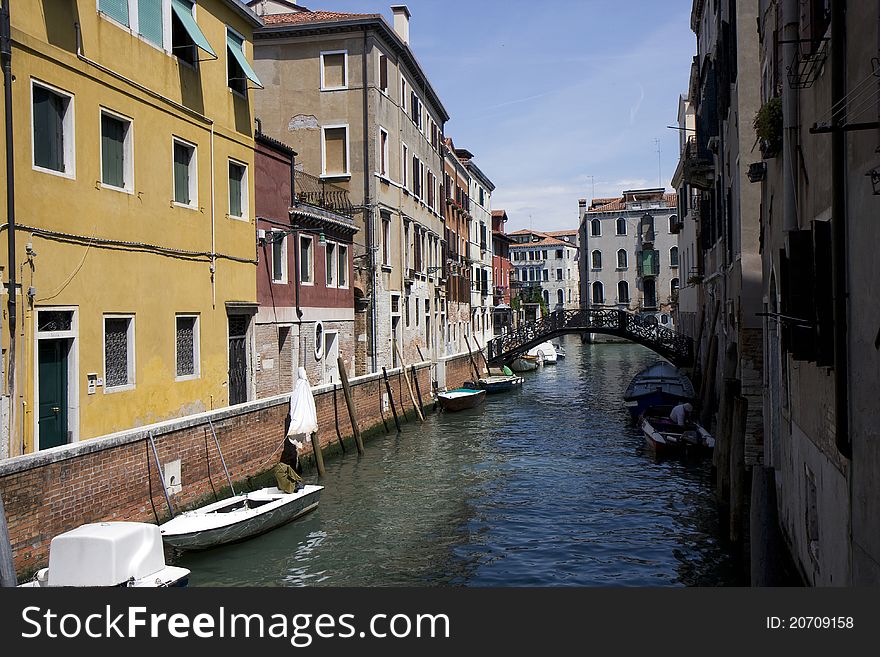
<box><xmin>176</xmin><ymin>337</ymin><xmax>743</xmax><ymax>586</ymax></box>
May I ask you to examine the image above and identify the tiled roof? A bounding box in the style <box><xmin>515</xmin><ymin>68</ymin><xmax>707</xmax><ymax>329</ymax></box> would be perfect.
<box><xmin>508</xmin><ymin>230</ymin><xmax>575</xmax><ymax>248</ymax></box>
<box><xmin>588</xmin><ymin>192</ymin><xmax>678</xmax><ymax>213</ymax></box>
<box><xmin>492</xmin><ymin>210</ymin><xmax>507</xmax><ymax>218</ymax></box>
<box><xmin>261</xmin><ymin>10</ymin><xmax>380</xmax><ymax>25</ymax></box>
<box><xmin>544</xmin><ymin>229</ymin><xmax>578</xmax><ymax>237</ymax></box>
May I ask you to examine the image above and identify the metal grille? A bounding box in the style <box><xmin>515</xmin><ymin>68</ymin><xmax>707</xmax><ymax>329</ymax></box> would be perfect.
<box><xmin>228</xmin><ymin>314</ymin><xmax>249</xmax><ymax>338</ymax></box>
<box><xmin>38</xmin><ymin>311</ymin><xmax>72</xmax><ymax>333</ymax></box>
<box><xmin>104</xmin><ymin>318</ymin><xmax>130</xmax><ymax>387</ymax></box>
<box><xmin>176</xmin><ymin>317</ymin><xmax>195</xmax><ymax>377</ymax></box>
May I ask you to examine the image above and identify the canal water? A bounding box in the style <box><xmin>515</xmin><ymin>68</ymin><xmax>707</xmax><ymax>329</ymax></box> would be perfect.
<box><xmin>178</xmin><ymin>337</ymin><xmax>742</xmax><ymax>587</ymax></box>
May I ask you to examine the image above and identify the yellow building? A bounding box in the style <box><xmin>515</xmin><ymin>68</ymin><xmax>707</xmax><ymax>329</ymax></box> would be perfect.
<box><xmin>0</xmin><ymin>1</ymin><xmax>264</xmax><ymax>456</ymax></box>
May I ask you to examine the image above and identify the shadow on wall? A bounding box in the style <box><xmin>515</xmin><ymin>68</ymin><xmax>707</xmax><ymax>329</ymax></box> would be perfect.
<box><xmin>41</xmin><ymin>0</ymin><xmax>79</xmax><ymax>53</ymax></box>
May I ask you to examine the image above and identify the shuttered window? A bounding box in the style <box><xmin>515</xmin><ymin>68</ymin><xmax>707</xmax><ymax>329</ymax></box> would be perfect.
<box><xmin>99</xmin><ymin>0</ymin><xmax>130</xmax><ymax>27</ymax></box>
<box><xmin>138</xmin><ymin>0</ymin><xmax>164</xmax><ymax>46</ymax></box>
<box><xmin>321</xmin><ymin>52</ymin><xmax>346</xmax><ymax>89</ymax></box>
<box><xmin>338</xmin><ymin>244</ymin><xmax>348</xmax><ymax>287</ymax></box>
<box><xmin>379</xmin><ymin>54</ymin><xmax>388</xmax><ymax>93</ymax></box>
<box><xmin>229</xmin><ymin>161</ymin><xmax>246</xmax><ymax>217</ymax></box>
<box><xmin>32</xmin><ymin>85</ymin><xmax>68</xmax><ymax>173</ymax></box>
<box><xmin>173</xmin><ymin>139</ymin><xmax>195</xmax><ymax>205</ymax></box>
<box><xmin>323</xmin><ymin>127</ymin><xmax>347</xmax><ymax>175</ymax></box>
<box><xmin>101</xmin><ymin>112</ymin><xmax>130</xmax><ymax>189</ymax></box>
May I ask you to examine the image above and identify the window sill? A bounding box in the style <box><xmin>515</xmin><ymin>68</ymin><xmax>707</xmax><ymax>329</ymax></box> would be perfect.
<box><xmin>104</xmin><ymin>384</ymin><xmax>135</xmax><ymax>395</ymax></box>
<box><xmin>381</xmin><ymin>265</ymin><xmax>393</xmax><ymax>273</ymax></box>
<box><xmin>33</xmin><ymin>164</ymin><xmax>75</xmax><ymax>180</ymax></box>
<box><xmin>175</xmin><ymin>374</ymin><xmax>201</xmax><ymax>383</ymax></box>
<box><xmin>272</xmin><ymin>279</ymin><xmax>289</xmax><ymax>285</ymax></box>
<box><xmin>101</xmin><ymin>183</ymin><xmax>134</xmax><ymax>195</ymax></box>
<box><xmin>228</xmin><ymin>214</ymin><xmax>250</xmax><ymax>222</ymax></box>
<box><xmin>174</xmin><ymin>201</ymin><xmax>199</xmax><ymax>211</ymax></box>
<box><xmin>321</xmin><ymin>86</ymin><xmax>349</xmax><ymax>92</ymax></box>
<box><xmin>321</xmin><ymin>173</ymin><xmax>351</xmax><ymax>182</ymax></box>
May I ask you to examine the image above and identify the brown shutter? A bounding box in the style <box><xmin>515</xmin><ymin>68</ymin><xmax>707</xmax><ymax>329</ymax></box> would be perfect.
<box><xmin>380</xmin><ymin>54</ymin><xmax>388</xmax><ymax>91</ymax></box>
<box><xmin>323</xmin><ymin>53</ymin><xmax>346</xmax><ymax>88</ymax></box>
<box><xmin>324</xmin><ymin>127</ymin><xmax>347</xmax><ymax>174</ymax></box>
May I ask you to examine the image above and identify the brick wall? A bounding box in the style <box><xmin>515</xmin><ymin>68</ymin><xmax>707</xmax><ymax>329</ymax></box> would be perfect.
<box><xmin>0</xmin><ymin>363</ymin><xmax>433</xmax><ymax>580</ymax></box>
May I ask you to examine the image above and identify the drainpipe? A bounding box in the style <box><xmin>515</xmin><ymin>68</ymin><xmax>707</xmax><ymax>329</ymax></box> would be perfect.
<box><xmin>363</xmin><ymin>27</ymin><xmax>377</xmax><ymax>373</ymax></box>
<box><xmin>290</xmin><ymin>151</ymin><xmax>302</xmax><ymax>323</ymax></box>
<box><xmin>830</xmin><ymin>0</ymin><xmax>850</xmax><ymax>458</ymax></box>
<box><xmin>1</xmin><ymin>1</ymin><xmax>18</xmax><ymax>452</ymax></box>
<box><xmin>782</xmin><ymin>0</ymin><xmax>799</xmax><ymax>233</ymax></box>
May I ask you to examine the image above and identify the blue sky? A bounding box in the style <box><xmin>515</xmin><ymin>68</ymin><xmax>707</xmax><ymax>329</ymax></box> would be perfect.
<box><xmin>303</xmin><ymin>0</ymin><xmax>695</xmax><ymax>232</ymax></box>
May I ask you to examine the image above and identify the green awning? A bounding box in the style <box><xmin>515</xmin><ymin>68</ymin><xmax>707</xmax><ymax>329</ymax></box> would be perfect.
<box><xmin>226</xmin><ymin>32</ymin><xmax>263</xmax><ymax>89</ymax></box>
<box><xmin>171</xmin><ymin>0</ymin><xmax>216</xmax><ymax>58</ymax></box>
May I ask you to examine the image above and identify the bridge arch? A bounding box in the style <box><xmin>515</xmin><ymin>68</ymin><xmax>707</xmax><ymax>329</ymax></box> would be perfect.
<box><xmin>486</xmin><ymin>308</ymin><xmax>694</xmax><ymax>368</ymax></box>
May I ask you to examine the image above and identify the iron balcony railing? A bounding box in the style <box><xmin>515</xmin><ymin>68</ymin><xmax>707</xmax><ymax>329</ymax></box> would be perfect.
<box><xmin>294</xmin><ymin>170</ymin><xmax>354</xmax><ymax>218</ymax></box>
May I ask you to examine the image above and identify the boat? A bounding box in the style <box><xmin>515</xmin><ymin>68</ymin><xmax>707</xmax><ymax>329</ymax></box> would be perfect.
<box><xmin>528</xmin><ymin>341</ymin><xmax>558</xmax><ymax>364</ymax></box>
<box><xmin>553</xmin><ymin>343</ymin><xmax>566</xmax><ymax>359</ymax></box>
<box><xmin>623</xmin><ymin>361</ymin><xmax>695</xmax><ymax>420</ymax></box>
<box><xmin>159</xmin><ymin>485</ymin><xmax>323</xmax><ymax>551</ymax></box>
<box><xmin>510</xmin><ymin>354</ymin><xmax>539</xmax><ymax>372</ymax></box>
<box><xmin>466</xmin><ymin>374</ymin><xmax>524</xmax><ymax>394</ymax></box>
<box><xmin>639</xmin><ymin>406</ymin><xmax>715</xmax><ymax>457</ymax></box>
<box><xmin>437</xmin><ymin>388</ymin><xmax>486</xmax><ymax>411</ymax></box>
<box><xmin>20</xmin><ymin>522</ymin><xmax>190</xmax><ymax>587</ymax></box>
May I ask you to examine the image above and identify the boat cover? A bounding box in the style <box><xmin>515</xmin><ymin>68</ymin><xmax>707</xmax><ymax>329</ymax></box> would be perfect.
<box><xmin>287</xmin><ymin>367</ymin><xmax>318</xmax><ymax>438</ymax></box>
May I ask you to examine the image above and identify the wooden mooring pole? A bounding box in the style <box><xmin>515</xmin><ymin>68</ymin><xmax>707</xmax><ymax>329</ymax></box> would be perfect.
<box><xmin>464</xmin><ymin>335</ymin><xmax>482</xmax><ymax>381</ymax></box>
<box><xmin>412</xmin><ymin>365</ymin><xmax>426</xmax><ymax>414</ymax></box>
<box><xmin>310</xmin><ymin>432</ymin><xmax>326</xmax><ymax>477</ymax></box>
<box><xmin>337</xmin><ymin>357</ymin><xmax>364</xmax><ymax>455</ymax></box>
<box><xmin>0</xmin><ymin>494</ymin><xmax>16</xmax><ymax>587</ymax></box>
<box><xmin>382</xmin><ymin>367</ymin><xmax>402</xmax><ymax>432</ymax></box>
<box><xmin>395</xmin><ymin>343</ymin><xmax>424</xmax><ymax>422</ymax></box>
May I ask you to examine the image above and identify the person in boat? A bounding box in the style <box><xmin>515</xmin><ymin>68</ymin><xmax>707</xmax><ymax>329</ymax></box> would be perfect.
<box><xmin>274</xmin><ymin>437</ymin><xmax>305</xmax><ymax>494</ymax></box>
<box><xmin>670</xmin><ymin>402</ymin><xmax>694</xmax><ymax>427</ymax></box>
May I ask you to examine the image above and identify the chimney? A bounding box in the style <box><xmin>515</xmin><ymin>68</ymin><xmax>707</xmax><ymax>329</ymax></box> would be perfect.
<box><xmin>578</xmin><ymin>199</ymin><xmax>587</xmax><ymax>214</ymax></box>
<box><xmin>391</xmin><ymin>5</ymin><xmax>411</xmax><ymax>45</ymax></box>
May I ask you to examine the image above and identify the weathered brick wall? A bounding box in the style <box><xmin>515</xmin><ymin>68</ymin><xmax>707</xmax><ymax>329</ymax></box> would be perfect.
<box><xmin>444</xmin><ymin>352</ymin><xmax>484</xmax><ymax>389</ymax></box>
<box><xmin>0</xmin><ymin>363</ymin><xmax>432</xmax><ymax>580</ymax></box>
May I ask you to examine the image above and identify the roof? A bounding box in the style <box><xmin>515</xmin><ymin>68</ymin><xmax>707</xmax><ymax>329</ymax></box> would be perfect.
<box><xmin>508</xmin><ymin>230</ymin><xmax>576</xmax><ymax>248</ymax></box>
<box><xmin>261</xmin><ymin>10</ymin><xmax>380</xmax><ymax>25</ymax></box>
<box><xmin>587</xmin><ymin>192</ymin><xmax>678</xmax><ymax>214</ymax></box>
<box><xmin>492</xmin><ymin>210</ymin><xmax>508</xmax><ymax>219</ymax></box>
<box><xmin>223</xmin><ymin>0</ymin><xmax>264</xmax><ymax>28</ymax></box>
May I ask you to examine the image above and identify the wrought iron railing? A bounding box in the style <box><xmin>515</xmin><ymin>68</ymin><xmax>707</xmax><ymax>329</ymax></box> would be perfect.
<box><xmin>294</xmin><ymin>170</ymin><xmax>354</xmax><ymax>218</ymax></box>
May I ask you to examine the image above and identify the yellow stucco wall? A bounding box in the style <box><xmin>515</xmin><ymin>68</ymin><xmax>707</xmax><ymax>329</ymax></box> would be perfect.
<box><xmin>0</xmin><ymin>1</ymin><xmax>261</xmax><ymax>451</ymax></box>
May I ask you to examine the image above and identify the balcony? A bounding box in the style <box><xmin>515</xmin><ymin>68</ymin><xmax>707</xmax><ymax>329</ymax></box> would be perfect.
<box><xmin>681</xmin><ymin>136</ymin><xmax>715</xmax><ymax>191</ymax></box>
<box><xmin>294</xmin><ymin>170</ymin><xmax>354</xmax><ymax>219</ymax></box>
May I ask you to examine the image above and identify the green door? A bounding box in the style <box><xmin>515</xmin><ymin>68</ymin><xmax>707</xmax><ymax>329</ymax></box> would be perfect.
<box><xmin>38</xmin><ymin>339</ymin><xmax>69</xmax><ymax>450</ymax></box>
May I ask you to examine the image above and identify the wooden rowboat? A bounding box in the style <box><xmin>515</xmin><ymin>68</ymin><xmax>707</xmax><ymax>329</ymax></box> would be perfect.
<box><xmin>466</xmin><ymin>375</ymin><xmax>524</xmax><ymax>394</ymax></box>
<box><xmin>639</xmin><ymin>406</ymin><xmax>715</xmax><ymax>458</ymax></box>
<box><xmin>437</xmin><ymin>388</ymin><xmax>486</xmax><ymax>412</ymax></box>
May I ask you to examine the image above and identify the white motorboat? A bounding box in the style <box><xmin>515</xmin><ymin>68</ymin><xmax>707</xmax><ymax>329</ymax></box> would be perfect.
<box><xmin>20</xmin><ymin>522</ymin><xmax>190</xmax><ymax>587</ymax></box>
<box><xmin>159</xmin><ymin>485</ymin><xmax>323</xmax><ymax>551</ymax></box>
<box><xmin>528</xmin><ymin>341</ymin><xmax>558</xmax><ymax>364</ymax></box>
<box><xmin>553</xmin><ymin>343</ymin><xmax>566</xmax><ymax>359</ymax></box>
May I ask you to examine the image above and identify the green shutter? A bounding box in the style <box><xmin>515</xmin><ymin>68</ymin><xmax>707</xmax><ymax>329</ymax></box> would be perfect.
<box><xmin>33</xmin><ymin>86</ymin><xmax>64</xmax><ymax>172</ymax></box>
<box><xmin>138</xmin><ymin>0</ymin><xmax>164</xmax><ymax>46</ymax></box>
<box><xmin>99</xmin><ymin>0</ymin><xmax>130</xmax><ymax>27</ymax></box>
<box><xmin>226</xmin><ymin>31</ymin><xmax>263</xmax><ymax>88</ymax></box>
<box><xmin>173</xmin><ymin>142</ymin><xmax>190</xmax><ymax>204</ymax></box>
<box><xmin>171</xmin><ymin>0</ymin><xmax>217</xmax><ymax>57</ymax></box>
<box><xmin>101</xmin><ymin>114</ymin><xmax>126</xmax><ymax>188</ymax></box>
<box><xmin>229</xmin><ymin>163</ymin><xmax>242</xmax><ymax>216</ymax></box>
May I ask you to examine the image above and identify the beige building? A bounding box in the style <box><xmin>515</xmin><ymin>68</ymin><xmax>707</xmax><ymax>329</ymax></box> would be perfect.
<box><xmin>251</xmin><ymin>4</ymin><xmax>448</xmax><ymax>375</ymax></box>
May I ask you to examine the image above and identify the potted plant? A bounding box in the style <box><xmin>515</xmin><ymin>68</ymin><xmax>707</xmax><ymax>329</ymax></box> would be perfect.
<box><xmin>754</xmin><ymin>97</ymin><xmax>783</xmax><ymax>159</ymax></box>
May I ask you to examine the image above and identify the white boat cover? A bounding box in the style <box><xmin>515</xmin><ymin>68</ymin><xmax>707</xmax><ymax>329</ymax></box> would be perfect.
<box><xmin>287</xmin><ymin>367</ymin><xmax>318</xmax><ymax>439</ymax></box>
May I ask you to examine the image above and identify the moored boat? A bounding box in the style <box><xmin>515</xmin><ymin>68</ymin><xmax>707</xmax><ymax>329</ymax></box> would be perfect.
<box><xmin>466</xmin><ymin>374</ymin><xmax>524</xmax><ymax>394</ymax></box>
<box><xmin>553</xmin><ymin>343</ymin><xmax>566</xmax><ymax>359</ymax></box>
<box><xmin>623</xmin><ymin>361</ymin><xmax>695</xmax><ymax>420</ymax></box>
<box><xmin>510</xmin><ymin>354</ymin><xmax>539</xmax><ymax>372</ymax></box>
<box><xmin>159</xmin><ymin>485</ymin><xmax>323</xmax><ymax>551</ymax></box>
<box><xmin>639</xmin><ymin>406</ymin><xmax>715</xmax><ymax>457</ymax></box>
<box><xmin>20</xmin><ymin>522</ymin><xmax>190</xmax><ymax>587</ymax></box>
<box><xmin>528</xmin><ymin>341</ymin><xmax>558</xmax><ymax>364</ymax></box>
<box><xmin>437</xmin><ymin>388</ymin><xmax>486</xmax><ymax>411</ymax></box>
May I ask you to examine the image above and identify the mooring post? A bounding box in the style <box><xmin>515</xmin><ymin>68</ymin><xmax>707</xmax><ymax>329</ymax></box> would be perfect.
<box><xmin>337</xmin><ymin>357</ymin><xmax>364</xmax><ymax>455</ymax></box>
<box><xmin>0</xmin><ymin>494</ymin><xmax>16</xmax><ymax>587</ymax></box>
<box><xmin>395</xmin><ymin>343</ymin><xmax>424</xmax><ymax>422</ymax></box>
<box><xmin>464</xmin><ymin>335</ymin><xmax>482</xmax><ymax>380</ymax></box>
<box><xmin>309</xmin><ymin>432</ymin><xmax>326</xmax><ymax>477</ymax></box>
<box><xmin>382</xmin><ymin>367</ymin><xmax>402</xmax><ymax>432</ymax></box>
<box><xmin>412</xmin><ymin>364</ymin><xmax>425</xmax><ymax>414</ymax></box>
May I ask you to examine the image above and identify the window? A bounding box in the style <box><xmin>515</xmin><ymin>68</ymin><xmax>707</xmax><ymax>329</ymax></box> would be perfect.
<box><xmin>542</xmin><ymin>270</ymin><xmax>549</xmax><ymax>282</ymax></box>
<box><xmin>557</xmin><ymin>268</ymin><xmax>563</xmax><ymax>281</ymax></box>
<box><xmin>379</xmin><ymin>128</ymin><xmax>389</xmax><ymax>177</ymax></box>
<box><xmin>382</xmin><ymin>213</ymin><xmax>391</xmax><ymax>266</ymax></box>
<box><xmin>100</xmin><ymin>109</ymin><xmax>133</xmax><ymax>191</ymax></box>
<box><xmin>618</xmin><ymin>281</ymin><xmax>630</xmax><ymax>303</ymax></box>
<box><xmin>31</xmin><ymin>80</ymin><xmax>74</xmax><ymax>176</ymax></box>
<box><xmin>617</xmin><ymin>249</ymin><xmax>628</xmax><ymax>269</ymax></box>
<box><xmin>104</xmin><ymin>315</ymin><xmax>135</xmax><ymax>391</ymax></box>
<box><xmin>592</xmin><ymin>282</ymin><xmax>604</xmax><ymax>305</ymax></box>
<box><xmin>99</xmin><ymin>0</ymin><xmax>130</xmax><ymax>27</ymax></box>
<box><xmin>410</xmin><ymin>92</ymin><xmax>422</xmax><ymax>129</ymax></box>
<box><xmin>99</xmin><ymin>0</ymin><xmax>160</xmax><ymax>45</ymax></box>
<box><xmin>412</xmin><ymin>155</ymin><xmax>421</xmax><ymax>198</ymax></box>
<box><xmin>668</xmin><ymin>215</ymin><xmax>678</xmax><ymax>233</ymax></box>
<box><xmin>326</xmin><ymin>241</ymin><xmax>337</xmax><ymax>287</ymax></box>
<box><xmin>401</xmin><ymin>76</ymin><xmax>407</xmax><ymax>111</ymax></box>
<box><xmin>379</xmin><ymin>53</ymin><xmax>388</xmax><ymax>94</ymax></box>
<box><xmin>228</xmin><ymin>159</ymin><xmax>248</xmax><ymax>218</ymax></box>
<box><xmin>557</xmin><ymin>289</ymin><xmax>564</xmax><ymax>306</ymax></box>
<box><xmin>542</xmin><ymin>250</ymin><xmax>548</xmax><ymax>260</ymax></box>
<box><xmin>171</xmin><ymin>0</ymin><xmax>215</xmax><ymax>67</ymax></box>
<box><xmin>427</xmin><ymin>171</ymin><xmax>435</xmax><ymax>210</ymax></box>
<box><xmin>670</xmin><ymin>246</ymin><xmax>679</xmax><ymax>267</ymax></box>
<box><xmin>338</xmin><ymin>244</ymin><xmax>348</xmax><ymax>287</ymax></box>
<box><xmin>671</xmin><ymin>278</ymin><xmax>680</xmax><ymax>296</ymax></box>
<box><xmin>172</xmin><ymin>138</ymin><xmax>197</xmax><ymax>206</ymax></box>
<box><xmin>616</xmin><ymin>218</ymin><xmax>627</xmax><ymax>235</ymax></box>
<box><xmin>321</xmin><ymin>51</ymin><xmax>348</xmax><ymax>90</ymax></box>
<box><xmin>271</xmin><ymin>231</ymin><xmax>287</xmax><ymax>283</ymax></box>
<box><xmin>226</xmin><ymin>28</ymin><xmax>262</xmax><ymax>94</ymax></box>
<box><xmin>591</xmin><ymin>250</ymin><xmax>602</xmax><ymax>270</ymax></box>
<box><xmin>556</xmin><ymin>249</ymin><xmax>563</xmax><ymax>259</ymax></box>
<box><xmin>322</xmin><ymin>125</ymin><xmax>349</xmax><ymax>176</ymax></box>
<box><xmin>401</xmin><ymin>143</ymin><xmax>408</xmax><ymax>187</ymax></box>
<box><xmin>299</xmin><ymin>235</ymin><xmax>314</xmax><ymax>284</ymax></box>
<box><xmin>175</xmin><ymin>314</ymin><xmax>200</xmax><ymax>379</ymax></box>
<box><xmin>591</xmin><ymin>219</ymin><xmax>601</xmax><ymax>237</ymax></box>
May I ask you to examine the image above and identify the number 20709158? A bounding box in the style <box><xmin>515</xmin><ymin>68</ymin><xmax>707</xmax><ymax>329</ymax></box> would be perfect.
<box><xmin>766</xmin><ymin>617</ymin><xmax>854</xmax><ymax>629</ymax></box>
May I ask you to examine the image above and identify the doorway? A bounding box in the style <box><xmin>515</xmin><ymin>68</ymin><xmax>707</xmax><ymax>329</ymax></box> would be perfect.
<box><xmin>228</xmin><ymin>314</ymin><xmax>251</xmax><ymax>405</ymax></box>
<box><xmin>38</xmin><ymin>339</ymin><xmax>70</xmax><ymax>449</ymax></box>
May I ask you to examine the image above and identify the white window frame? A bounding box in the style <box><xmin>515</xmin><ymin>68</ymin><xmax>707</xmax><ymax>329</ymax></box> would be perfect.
<box><xmin>99</xmin><ymin>107</ymin><xmax>135</xmax><ymax>194</ymax></box>
<box><xmin>401</xmin><ymin>142</ymin><xmax>408</xmax><ymax>188</ymax></box>
<box><xmin>96</xmin><ymin>0</ymin><xmax>173</xmax><ymax>53</ymax></box>
<box><xmin>228</xmin><ymin>157</ymin><xmax>249</xmax><ymax>220</ymax></box>
<box><xmin>337</xmin><ymin>243</ymin><xmax>349</xmax><ymax>289</ymax></box>
<box><xmin>171</xmin><ymin>136</ymin><xmax>198</xmax><ymax>209</ymax></box>
<box><xmin>320</xmin><ymin>50</ymin><xmax>349</xmax><ymax>91</ymax></box>
<box><xmin>299</xmin><ymin>234</ymin><xmax>314</xmax><ymax>285</ymax></box>
<box><xmin>321</xmin><ymin>124</ymin><xmax>350</xmax><ymax>178</ymax></box>
<box><xmin>401</xmin><ymin>76</ymin><xmax>407</xmax><ymax>112</ymax></box>
<box><xmin>378</xmin><ymin>50</ymin><xmax>389</xmax><ymax>96</ymax></box>
<box><xmin>33</xmin><ymin>307</ymin><xmax>80</xmax><ymax>448</ymax></box>
<box><xmin>325</xmin><ymin>240</ymin><xmax>337</xmax><ymax>288</ymax></box>
<box><xmin>382</xmin><ymin>216</ymin><xmax>392</xmax><ymax>267</ymax></box>
<box><xmin>174</xmin><ymin>313</ymin><xmax>201</xmax><ymax>381</ymax></box>
<box><xmin>271</xmin><ymin>230</ymin><xmax>288</xmax><ymax>284</ymax></box>
<box><xmin>30</xmin><ymin>79</ymin><xmax>76</xmax><ymax>180</ymax></box>
<box><xmin>379</xmin><ymin>127</ymin><xmax>389</xmax><ymax>177</ymax></box>
<box><xmin>103</xmin><ymin>314</ymin><xmax>136</xmax><ymax>393</ymax></box>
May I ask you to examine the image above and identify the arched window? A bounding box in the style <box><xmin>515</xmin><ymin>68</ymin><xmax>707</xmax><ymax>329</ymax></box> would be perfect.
<box><xmin>671</xmin><ymin>278</ymin><xmax>680</xmax><ymax>295</ymax></box>
<box><xmin>543</xmin><ymin>290</ymin><xmax>550</xmax><ymax>305</ymax></box>
<box><xmin>668</xmin><ymin>215</ymin><xmax>678</xmax><ymax>233</ymax></box>
<box><xmin>568</xmin><ymin>289</ymin><xmax>572</xmax><ymax>303</ymax></box>
<box><xmin>592</xmin><ymin>281</ymin><xmax>604</xmax><ymax>305</ymax></box>
<box><xmin>590</xmin><ymin>219</ymin><xmax>601</xmax><ymax>237</ymax></box>
<box><xmin>617</xmin><ymin>249</ymin><xmax>628</xmax><ymax>269</ymax></box>
<box><xmin>616</xmin><ymin>218</ymin><xmax>627</xmax><ymax>235</ymax></box>
<box><xmin>591</xmin><ymin>250</ymin><xmax>602</xmax><ymax>270</ymax></box>
<box><xmin>670</xmin><ymin>246</ymin><xmax>679</xmax><ymax>267</ymax></box>
<box><xmin>557</xmin><ymin>289</ymin><xmax>564</xmax><ymax>306</ymax></box>
<box><xmin>618</xmin><ymin>280</ymin><xmax>630</xmax><ymax>303</ymax></box>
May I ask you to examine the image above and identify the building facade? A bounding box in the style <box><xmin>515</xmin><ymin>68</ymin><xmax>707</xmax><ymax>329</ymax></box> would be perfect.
<box><xmin>578</xmin><ymin>189</ymin><xmax>680</xmax><ymax>330</ymax></box>
<box><xmin>252</xmin><ymin>4</ymin><xmax>449</xmax><ymax>376</ymax></box>
<box><xmin>509</xmin><ymin>229</ymin><xmax>579</xmax><ymax>314</ymax></box>
<box><xmin>491</xmin><ymin>209</ymin><xmax>513</xmax><ymax>334</ymax></box>
<box><xmin>442</xmin><ymin>138</ymin><xmax>472</xmax><ymax>357</ymax></box>
<box><xmin>1</xmin><ymin>0</ymin><xmax>262</xmax><ymax>456</ymax></box>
